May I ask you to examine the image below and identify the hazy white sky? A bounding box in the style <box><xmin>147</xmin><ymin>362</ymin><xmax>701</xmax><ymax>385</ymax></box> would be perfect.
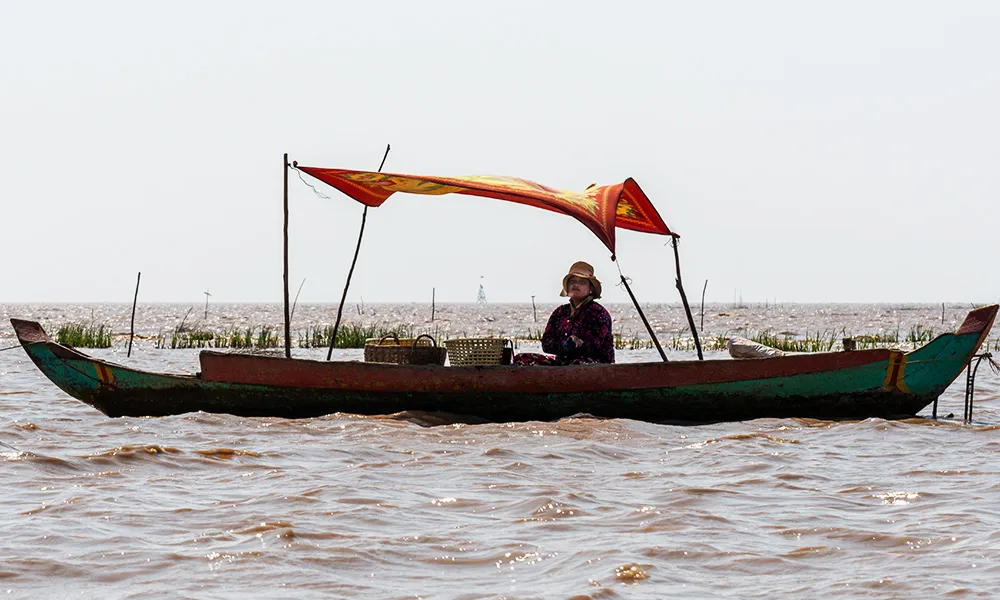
<box><xmin>3</xmin><ymin>1</ymin><xmax>998</xmax><ymax>305</ymax></box>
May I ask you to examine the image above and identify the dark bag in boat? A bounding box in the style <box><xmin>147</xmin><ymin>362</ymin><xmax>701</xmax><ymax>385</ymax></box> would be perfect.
<box><xmin>364</xmin><ymin>334</ymin><xmax>447</xmax><ymax>366</ymax></box>
<box><xmin>500</xmin><ymin>338</ymin><xmax>514</xmax><ymax>365</ymax></box>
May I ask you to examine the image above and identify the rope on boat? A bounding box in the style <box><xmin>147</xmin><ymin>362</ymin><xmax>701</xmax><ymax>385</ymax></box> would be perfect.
<box><xmin>0</xmin><ymin>440</ymin><xmax>20</xmax><ymax>453</ymax></box>
<box><xmin>0</xmin><ymin>344</ymin><xmax>21</xmax><ymax>353</ymax></box>
<box><xmin>611</xmin><ymin>257</ymin><xmax>668</xmax><ymax>362</ymax></box>
<box><xmin>613</xmin><ymin>260</ymin><xmax>632</xmax><ymax>287</ymax></box>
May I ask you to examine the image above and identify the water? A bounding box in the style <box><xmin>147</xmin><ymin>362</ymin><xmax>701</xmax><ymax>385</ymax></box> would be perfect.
<box><xmin>1</xmin><ymin>303</ymin><xmax>999</xmax><ymax>598</ymax></box>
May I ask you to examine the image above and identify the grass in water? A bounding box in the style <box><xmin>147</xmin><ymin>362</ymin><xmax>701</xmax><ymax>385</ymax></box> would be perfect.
<box><xmin>152</xmin><ymin>321</ymin><xmax>423</xmax><ymax>350</ymax></box>
<box><xmin>521</xmin><ymin>327</ymin><xmax>544</xmax><ymax>341</ymax></box>
<box><xmin>134</xmin><ymin>318</ymin><xmax>974</xmax><ymax>354</ymax></box>
<box><xmin>720</xmin><ymin>329</ymin><xmax>839</xmax><ymax>353</ymax></box>
<box><xmin>298</xmin><ymin>322</ymin><xmax>417</xmax><ymax>349</ymax></box>
<box><xmin>56</xmin><ymin>323</ymin><xmax>113</xmax><ymax>348</ymax></box>
<box><xmin>712</xmin><ymin>335</ymin><xmax>729</xmax><ymax>351</ymax></box>
<box><xmin>156</xmin><ymin>327</ymin><xmax>281</xmax><ymax>350</ymax></box>
<box><xmin>614</xmin><ymin>333</ymin><xmax>656</xmax><ymax>350</ymax></box>
<box><xmin>906</xmin><ymin>324</ymin><xmax>935</xmax><ymax>344</ymax></box>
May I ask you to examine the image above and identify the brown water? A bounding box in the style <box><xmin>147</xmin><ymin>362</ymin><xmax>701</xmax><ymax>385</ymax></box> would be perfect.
<box><xmin>1</xmin><ymin>303</ymin><xmax>999</xmax><ymax>598</ymax></box>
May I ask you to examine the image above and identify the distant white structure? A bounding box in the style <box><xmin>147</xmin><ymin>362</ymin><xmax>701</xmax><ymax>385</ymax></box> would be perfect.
<box><xmin>477</xmin><ymin>276</ymin><xmax>487</xmax><ymax>304</ymax></box>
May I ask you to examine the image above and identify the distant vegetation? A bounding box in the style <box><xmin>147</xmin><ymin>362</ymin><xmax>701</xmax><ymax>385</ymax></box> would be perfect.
<box><xmin>56</xmin><ymin>324</ymin><xmax>113</xmax><ymax>348</ymax></box>
<box><xmin>155</xmin><ymin>326</ymin><xmax>278</xmax><ymax>350</ymax></box>
<box><xmin>706</xmin><ymin>325</ymin><xmax>946</xmax><ymax>354</ymax></box>
<box><xmin>53</xmin><ymin>319</ymin><xmax>1000</xmax><ymax>356</ymax></box>
<box><xmin>298</xmin><ymin>323</ymin><xmax>418</xmax><ymax>349</ymax></box>
<box><xmin>152</xmin><ymin>322</ymin><xmax>429</xmax><ymax>350</ymax></box>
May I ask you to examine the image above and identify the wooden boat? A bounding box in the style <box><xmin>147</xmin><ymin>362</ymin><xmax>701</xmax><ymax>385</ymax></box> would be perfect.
<box><xmin>12</xmin><ymin>163</ymin><xmax>997</xmax><ymax>423</ymax></box>
<box><xmin>11</xmin><ymin>304</ymin><xmax>996</xmax><ymax>423</ymax></box>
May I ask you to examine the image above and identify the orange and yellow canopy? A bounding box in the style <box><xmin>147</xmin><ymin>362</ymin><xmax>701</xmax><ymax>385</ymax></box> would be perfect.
<box><xmin>296</xmin><ymin>167</ymin><xmax>675</xmax><ymax>255</ymax></box>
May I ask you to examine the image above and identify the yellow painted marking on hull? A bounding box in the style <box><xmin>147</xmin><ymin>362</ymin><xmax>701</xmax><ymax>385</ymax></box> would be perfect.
<box><xmin>93</xmin><ymin>363</ymin><xmax>114</xmax><ymax>385</ymax></box>
<box><xmin>882</xmin><ymin>352</ymin><xmax>910</xmax><ymax>393</ymax></box>
<box><xmin>894</xmin><ymin>354</ymin><xmax>910</xmax><ymax>393</ymax></box>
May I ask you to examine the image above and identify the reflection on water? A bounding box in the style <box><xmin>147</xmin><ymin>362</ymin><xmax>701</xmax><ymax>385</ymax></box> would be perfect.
<box><xmin>1</xmin><ymin>303</ymin><xmax>999</xmax><ymax>598</ymax></box>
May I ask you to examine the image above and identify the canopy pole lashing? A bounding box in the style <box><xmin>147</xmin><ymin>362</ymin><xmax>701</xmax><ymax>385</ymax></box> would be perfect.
<box><xmin>671</xmin><ymin>236</ymin><xmax>704</xmax><ymax>360</ymax></box>
<box><xmin>963</xmin><ymin>352</ymin><xmax>995</xmax><ymax>422</ymax></box>
<box><xmin>327</xmin><ymin>143</ymin><xmax>391</xmax><ymax>361</ymax></box>
<box><xmin>614</xmin><ymin>258</ymin><xmax>667</xmax><ymax>362</ymax></box>
<box><xmin>283</xmin><ymin>153</ymin><xmax>292</xmax><ymax>359</ymax></box>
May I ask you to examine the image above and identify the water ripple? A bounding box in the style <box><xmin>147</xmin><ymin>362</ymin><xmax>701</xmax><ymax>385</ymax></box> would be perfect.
<box><xmin>3</xmin><ymin>302</ymin><xmax>1000</xmax><ymax>597</ymax></box>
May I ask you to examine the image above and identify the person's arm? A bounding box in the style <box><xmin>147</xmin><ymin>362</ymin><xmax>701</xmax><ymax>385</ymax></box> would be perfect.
<box><xmin>540</xmin><ymin>306</ymin><xmax>564</xmax><ymax>355</ymax></box>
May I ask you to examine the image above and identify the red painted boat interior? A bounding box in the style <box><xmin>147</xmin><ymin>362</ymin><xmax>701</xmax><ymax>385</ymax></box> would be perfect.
<box><xmin>199</xmin><ymin>348</ymin><xmax>893</xmax><ymax>393</ymax></box>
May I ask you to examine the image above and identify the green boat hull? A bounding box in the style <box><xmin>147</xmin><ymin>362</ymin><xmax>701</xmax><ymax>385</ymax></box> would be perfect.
<box><xmin>10</xmin><ymin>305</ymin><xmax>997</xmax><ymax>423</ymax></box>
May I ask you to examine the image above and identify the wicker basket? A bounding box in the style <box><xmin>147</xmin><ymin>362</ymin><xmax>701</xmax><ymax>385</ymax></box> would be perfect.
<box><xmin>364</xmin><ymin>337</ymin><xmax>435</xmax><ymax>347</ymax></box>
<box><xmin>364</xmin><ymin>334</ymin><xmax>446</xmax><ymax>365</ymax></box>
<box><xmin>444</xmin><ymin>337</ymin><xmax>513</xmax><ymax>366</ymax></box>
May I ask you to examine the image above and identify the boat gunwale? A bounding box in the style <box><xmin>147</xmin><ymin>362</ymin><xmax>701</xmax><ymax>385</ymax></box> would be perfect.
<box><xmin>10</xmin><ymin>303</ymin><xmax>998</xmax><ymax>405</ymax></box>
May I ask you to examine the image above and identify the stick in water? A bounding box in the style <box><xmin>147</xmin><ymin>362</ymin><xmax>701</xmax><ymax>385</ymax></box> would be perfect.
<box><xmin>283</xmin><ymin>152</ymin><xmax>291</xmax><ymax>358</ymax></box>
<box><xmin>128</xmin><ymin>272</ymin><xmax>141</xmax><ymax>358</ymax></box>
<box><xmin>290</xmin><ymin>278</ymin><xmax>307</xmax><ymax>322</ymax></box>
<box><xmin>700</xmin><ymin>279</ymin><xmax>708</xmax><ymax>331</ymax></box>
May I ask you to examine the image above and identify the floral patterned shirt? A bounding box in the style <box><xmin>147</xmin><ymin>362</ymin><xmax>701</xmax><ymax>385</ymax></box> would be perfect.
<box><xmin>541</xmin><ymin>300</ymin><xmax>615</xmax><ymax>364</ymax></box>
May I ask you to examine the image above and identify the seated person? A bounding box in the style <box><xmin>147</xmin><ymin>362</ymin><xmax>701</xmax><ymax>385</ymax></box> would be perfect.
<box><xmin>514</xmin><ymin>261</ymin><xmax>615</xmax><ymax>365</ymax></box>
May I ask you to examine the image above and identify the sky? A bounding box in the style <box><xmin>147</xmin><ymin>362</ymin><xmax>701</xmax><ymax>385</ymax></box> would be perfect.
<box><xmin>2</xmin><ymin>1</ymin><xmax>999</xmax><ymax>305</ymax></box>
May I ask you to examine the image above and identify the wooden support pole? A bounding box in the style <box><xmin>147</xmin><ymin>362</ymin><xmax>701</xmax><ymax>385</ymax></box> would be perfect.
<box><xmin>127</xmin><ymin>272</ymin><xmax>141</xmax><ymax>358</ymax></box>
<box><xmin>283</xmin><ymin>152</ymin><xmax>292</xmax><ymax>359</ymax></box>
<box><xmin>700</xmin><ymin>279</ymin><xmax>708</xmax><ymax>331</ymax></box>
<box><xmin>672</xmin><ymin>236</ymin><xmax>704</xmax><ymax>360</ymax></box>
<box><xmin>619</xmin><ymin>274</ymin><xmax>667</xmax><ymax>362</ymax></box>
<box><xmin>327</xmin><ymin>206</ymin><xmax>367</xmax><ymax>360</ymax></box>
<box><xmin>327</xmin><ymin>143</ymin><xmax>391</xmax><ymax>360</ymax></box>
<box><xmin>291</xmin><ymin>278</ymin><xmax>306</xmax><ymax>322</ymax></box>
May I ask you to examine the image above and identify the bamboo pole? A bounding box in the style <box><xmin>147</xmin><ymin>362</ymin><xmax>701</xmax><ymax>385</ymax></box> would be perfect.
<box><xmin>326</xmin><ymin>205</ymin><xmax>367</xmax><ymax>360</ymax></box>
<box><xmin>672</xmin><ymin>236</ymin><xmax>703</xmax><ymax>360</ymax></box>
<box><xmin>290</xmin><ymin>278</ymin><xmax>306</xmax><ymax>322</ymax></box>
<box><xmin>127</xmin><ymin>272</ymin><xmax>140</xmax><ymax>358</ymax></box>
<box><xmin>700</xmin><ymin>279</ymin><xmax>708</xmax><ymax>331</ymax></box>
<box><xmin>327</xmin><ymin>144</ymin><xmax>391</xmax><ymax>360</ymax></box>
<box><xmin>431</xmin><ymin>287</ymin><xmax>436</xmax><ymax>321</ymax></box>
<box><xmin>619</xmin><ymin>274</ymin><xmax>667</xmax><ymax>362</ymax></box>
<box><xmin>283</xmin><ymin>152</ymin><xmax>291</xmax><ymax>358</ymax></box>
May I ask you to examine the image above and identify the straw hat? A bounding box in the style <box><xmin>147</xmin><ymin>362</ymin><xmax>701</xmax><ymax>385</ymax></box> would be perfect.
<box><xmin>559</xmin><ymin>261</ymin><xmax>602</xmax><ymax>299</ymax></box>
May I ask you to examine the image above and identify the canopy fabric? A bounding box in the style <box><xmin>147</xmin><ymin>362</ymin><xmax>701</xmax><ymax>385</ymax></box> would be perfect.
<box><xmin>295</xmin><ymin>167</ymin><xmax>674</xmax><ymax>254</ymax></box>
